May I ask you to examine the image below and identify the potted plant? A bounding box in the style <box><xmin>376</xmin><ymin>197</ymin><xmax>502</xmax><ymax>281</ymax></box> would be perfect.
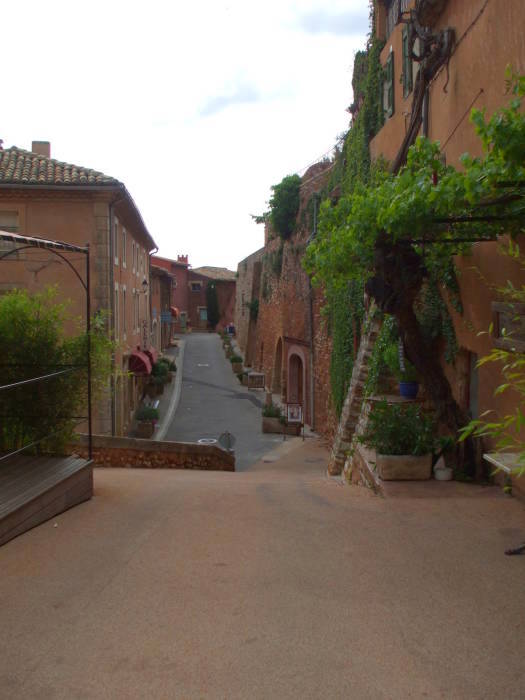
<box><xmin>262</xmin><ymin>402</ymin><xmax>283</xmax><ymax>434</ymax></box>
<box><xmin>384</xmin><ymin>341</ymin><xmax>419</xmax><ymax>399</ymax></box>
<box><xmin>135</xmin><ymin>405</ymin><xmax>159</xmax><ymax>439</ymax></box>
<box><xmin>230</xmin><ymin>354</ymin><xmax>243</xmax><ymax>374</ymax></box>
<box><xmin>152</xmin><ymin>360</ymin><xmax>170</xmax><ymax>387</ymax></box>
<box><xmin>358</xmin><ymin>400</ymin><xmax>435</xmax><ymax>480</ymax></box>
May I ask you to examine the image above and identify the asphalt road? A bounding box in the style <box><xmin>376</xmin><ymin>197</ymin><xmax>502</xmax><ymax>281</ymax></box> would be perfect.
<box><xmin>164</xmin><ymin>332</ymin><xmax>284</xmax><ymax>470</ymax></box>
<box><xmin>2</xmin><ymin>440</ymin><xmax>525</xmax><ymax>699</ymax></box>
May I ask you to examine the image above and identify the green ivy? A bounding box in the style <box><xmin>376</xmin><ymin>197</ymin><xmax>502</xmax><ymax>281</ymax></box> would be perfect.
<box><xmin>329</xmin><ymin>281</ymin><xmax>365</xmax><ymax>417</ymax></box>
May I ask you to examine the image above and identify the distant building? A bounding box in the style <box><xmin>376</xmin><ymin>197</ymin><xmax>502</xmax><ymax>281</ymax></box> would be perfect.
<box><xmin>152</xmin><ymin>255</ymin><xmax>236</xmax><ymax>333</ymax></box>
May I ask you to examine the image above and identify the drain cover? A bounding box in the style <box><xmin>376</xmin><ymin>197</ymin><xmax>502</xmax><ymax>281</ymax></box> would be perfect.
<box><xmin>198</xmin><ymin>438</ymin><xmax>217</xmax><ymax>445</ymax></box>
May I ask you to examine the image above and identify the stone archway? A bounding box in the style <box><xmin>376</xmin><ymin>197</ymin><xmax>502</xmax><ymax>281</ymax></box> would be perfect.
<box><xmin>272</xmin><ymin>337</ymin><xmax>283</xmax><ymax>394</ymax></box>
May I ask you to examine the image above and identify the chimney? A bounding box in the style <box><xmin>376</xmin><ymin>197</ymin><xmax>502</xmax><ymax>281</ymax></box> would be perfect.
<box><xmin>32</xmin><ymin>141</ymin><xmax>51</xmax><ymax>158</ymax></box>
<box><xmin>177</xmin><ymin>254</ymin><xmax>188</xmax><ymax>265</ymax></box>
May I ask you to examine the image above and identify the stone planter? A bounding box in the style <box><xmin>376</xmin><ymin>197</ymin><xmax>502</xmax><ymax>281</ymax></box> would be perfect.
<box><xmin>262</xmin><ymin>417</ymin><xmax>283</xmax><ymax>434</ymax></box>
<box><xmin>136</xmin><ymin>421</ymin><xmax>155</xmax><ymax>439</ymax></box>
<box><xmin>376</xmin><ymin>453</ymin><xmax>432</xmax><ymax>480</ymax></box>
<box><xmin>231</xmin><ymin>362</ymin><xmax>243</xmax><ymax>374</ymax></box>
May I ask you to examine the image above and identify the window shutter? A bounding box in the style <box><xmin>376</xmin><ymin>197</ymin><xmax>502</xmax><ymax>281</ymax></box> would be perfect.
<box><xmin>402</xmin><ymin>27</ymin><xmax>413</xmax><ymax>98</ymax></box>
<box><xmin>387</xmin><ymin>52</ymin><xmax>394</xmax><ymax>117</ymax></box>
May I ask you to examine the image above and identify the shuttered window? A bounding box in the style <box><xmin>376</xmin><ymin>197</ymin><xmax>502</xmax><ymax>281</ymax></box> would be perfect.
<box><xmin>383</xmin><ymin>52</ymin><xmax>395</xmax><ymax>118</ymax></box>
<box><xmin>402</xmin><ymin>27</ymin><xmax>413</xmax><ymax>97</ymax></box>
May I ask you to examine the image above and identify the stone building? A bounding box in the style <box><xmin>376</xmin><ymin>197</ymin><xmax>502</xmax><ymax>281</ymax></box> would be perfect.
<box><xmin>236</xmin><ymin>163</ymin><xmax>337</xmax><ymax>438</ymax></box>
<box><xmin>235</xmin><ymin>248</ymin><xmax>264</xmax><ymax>368</ymax></box>
<box><xmin>0</xmin><ymin>141</ymin><xmax>157</xmax><ymax>436</ymax></box>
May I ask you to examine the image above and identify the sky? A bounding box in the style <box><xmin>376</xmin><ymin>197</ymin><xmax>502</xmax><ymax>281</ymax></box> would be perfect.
<box><xmin>2</xmin><ymin>0</ymin><xmax>369</xmax><ymax>270</ymax></box>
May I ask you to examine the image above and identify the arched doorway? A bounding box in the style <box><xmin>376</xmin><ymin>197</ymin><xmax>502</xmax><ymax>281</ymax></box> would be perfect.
<box><xmin>272</xmin><ymin>337</ymin><xmax>283</xmax><ymax>394</ymax></box>
<box><xmin>288</xmin><ymin>353</ymin><xmax>304</xmax><ymax>405</ymax></box>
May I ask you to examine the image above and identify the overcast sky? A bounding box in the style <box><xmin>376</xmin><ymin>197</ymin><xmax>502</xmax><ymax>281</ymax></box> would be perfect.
<box><xmin>2</xmin><ymin>0</ymin><xmax>369</xmax><ymax>270</ymax></box>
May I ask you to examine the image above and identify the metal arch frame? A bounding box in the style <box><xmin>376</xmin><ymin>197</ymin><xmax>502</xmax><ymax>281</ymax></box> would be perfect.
<box><xmin>0</xmin><ymin>233</ymin><xmax>92</xmax><ymax>459</ymax></box>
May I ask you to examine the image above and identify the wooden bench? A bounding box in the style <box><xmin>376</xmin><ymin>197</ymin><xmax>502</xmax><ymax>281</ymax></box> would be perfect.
<box><xmin>0</xmin><ymin>454</ymin><xmax>93</xmax><ymax>546</ymax></box>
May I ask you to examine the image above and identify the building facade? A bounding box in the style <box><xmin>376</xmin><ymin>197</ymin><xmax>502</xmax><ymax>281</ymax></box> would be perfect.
<box><xmin>0</xmin><ymin>141</ymin><xmax>157</xmax><ymax>436</ymax></box>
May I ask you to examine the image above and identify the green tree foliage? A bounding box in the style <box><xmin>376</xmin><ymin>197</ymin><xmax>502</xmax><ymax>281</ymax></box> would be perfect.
<box><xmin>206</xmin><ymin>282</ymin><xmax>220</xmax><ymax>329</ymax></box>
<box><xmin>0</xmin><ymin>287</ymin><xmax>113</xmax><ymax>455</ymax></box>
<box><xmin>305</xmin><ymin>71</ymin><xmax>525</xmax><ymax>446</ymax></box>
<box><xmin>269</xmin><ymin>174</ymin><xmax>301</xmax><ymax>240</ymax></box>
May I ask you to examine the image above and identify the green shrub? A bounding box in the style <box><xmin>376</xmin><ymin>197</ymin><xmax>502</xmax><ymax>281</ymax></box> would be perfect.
<box><xmin>152</xmin><ymin>361</ymin><xmax>169</xmax><ymax>377</ymax></box>
<box><xmin>230</xmin><ymin>355</ymin><xmax>243</xmax><ymax>364</ymax></box>
<box><xmin>0</xmin><ymin>287</ymin><xmax>113</xmax><ymax>455</ymax></box>
<box><xmin>358</xmin><ymin>400</ymin><xmax>435</xmax><ymax>456</ymax></box>
<box><xmin>262</xmin><ymin>402</ymin><xmax>282</xmax><ymax>419</ymax></box>
<box><xmin>136</xmin><ymin>406</ymin><xmax>159</xmax><ymax>422</ymax></box>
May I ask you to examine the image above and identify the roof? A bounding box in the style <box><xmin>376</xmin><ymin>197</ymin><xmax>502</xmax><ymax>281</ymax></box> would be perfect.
<box><xmin>151</xmin><ymin>264</ymin><xmax>175</xmax><ymax>279</ymax></box>
<box><xmin>192</xmin><ymin>266</ymin><xmax>236</xmax><ymax>282</ymax></box>
<box><xmin>0</xmin><ymin>146</ymin><xmax>157</xmax><ymax>251</ymax></box>
<box><xmin>0</xmin><ymin>146</ymin><xmax>120</xmax><ymax>186</ymax></box>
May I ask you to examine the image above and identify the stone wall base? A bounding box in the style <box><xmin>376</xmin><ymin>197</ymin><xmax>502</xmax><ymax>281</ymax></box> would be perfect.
<box><xmin>73</xmin><ymin>434</ymin><xmax>235</xmax><ymax>471</ymax></box>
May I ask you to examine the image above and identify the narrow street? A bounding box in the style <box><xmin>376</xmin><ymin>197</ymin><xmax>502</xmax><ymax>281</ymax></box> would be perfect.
<box><xmin>1</xmin><ymin>440</ymin><xmax>525</xmax><ymax>699</ymax></box>
<box><xmin>164</xmin><ymin>332</ymin><xmax>284</xmax><ymax>470</ymax></box>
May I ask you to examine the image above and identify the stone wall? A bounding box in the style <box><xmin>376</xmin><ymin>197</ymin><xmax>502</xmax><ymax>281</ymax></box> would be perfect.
<box><xmin>74</xmin><ymin>434</ymin><xmax>235</xmax><ymax>471</ymax></box>
<box><xmin>244</xmin><ymin>163</ymin><xmax>339</xmax><ymax>439</ymax></box>
<box><xmin>235</xmin><ymin>247</ymin><xmax>264</xmax><ymax>362</ymax></box>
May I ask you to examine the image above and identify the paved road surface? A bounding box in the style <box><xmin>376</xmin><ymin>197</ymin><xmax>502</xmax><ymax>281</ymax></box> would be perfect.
<box><xmin>1</xmin><ymin>439</ymin><xmax>524</xmax><ymax>699</ymax></box>
<box><xmin>165</xmin><ymin>333</ymin><xmax>284</xmax><ymax>470</ymax></box>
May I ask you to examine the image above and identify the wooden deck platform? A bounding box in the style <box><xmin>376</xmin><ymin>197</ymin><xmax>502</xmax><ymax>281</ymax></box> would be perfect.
<box><xmin>0</xmin><ymin>454</ymin><xmax>93</xmax><ymax>547</ymax></box>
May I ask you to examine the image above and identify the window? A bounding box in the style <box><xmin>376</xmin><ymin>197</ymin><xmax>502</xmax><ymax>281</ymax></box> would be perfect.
<box><xmin>190</xmin><ymin>281</ymin><xmax>202</xmax><ymax>292</ymax></box>
<box><xmin>402</xmin><ymin>27</ymin><xmax>413</xmax><ymax>98</ymax></box>
<box><xmin>132</xmin><ymin>242</ymin><xmax>135</xmax><ymax>272</ymax></box>
<box><xmin>199</xmin><ymin>307</ymin><xmax>207</xmax><ymax>322</ymax></box>
<box><xmin>114</xmin><ymin>284</ymin><xmax>119</xmax><ymax>340</ymax></box>
<box><xmin>122</xmin><ymin>229</ymin><xmax>127</xmax><ymax>268</ymax></box>
<box><xmin>114</xmin><ymin>220</ymin><xmax>119</xmax><ymax>265</ymax></box>
<box><xmin>383</xmin><ymin>51</ymin><xmax>395</xmax><ymax>118</ymax></box>
<box><xmin>0</xmin><ymin>210</ymin><xmax>19</xmax><ymax>233</ymax></box>
<box><xmin>0</xmin><ymin>212</ymin><xmax>20</xmax><ymax>259</ymax></box>
<box><xmin>492</xmin><ymin>302</ymin><xmax>525</xmax><ymax>352</ymax></box>
<box><xmin>122</xmin><ymin>286</ymin><xmax>127</xmax><ymax>336</ymax></box>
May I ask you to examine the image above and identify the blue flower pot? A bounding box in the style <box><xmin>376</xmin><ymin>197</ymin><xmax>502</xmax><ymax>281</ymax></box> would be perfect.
<box><xmin>399</xmin><ymin>381</ymin><xmax>419</xmax><ymax>399</ymax></box>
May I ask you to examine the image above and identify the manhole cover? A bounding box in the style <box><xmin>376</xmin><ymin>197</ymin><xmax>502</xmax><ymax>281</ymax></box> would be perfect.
<box><xmin>198</xmin><ymin>438</ymin><xmax>217</xmax><ymax>445</ymax></box>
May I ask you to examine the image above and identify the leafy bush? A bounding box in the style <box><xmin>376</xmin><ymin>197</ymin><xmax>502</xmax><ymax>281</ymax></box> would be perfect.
<box><xmin>269</xmin><ymin>174</ymin><xmax>301</xmax><ymax>240</ymax></box>
<box><xmin>136</xmin><ymin>406</ymin><xmax>159</xmax><ymax>422</ymax></box>
<box><xmin>0</xmin><ymin>287</ymin><xmax>113</xmax><ymax>455</ymax></box>
<box><xmin>262</xmin><ymin>402</ymin><xmax>282</xmax><ymax>419</ymax></box>
<box><xmin>359</xmin><ymin>400</ymin><xmax>435</xmax><ymax>456</ymax></box>
<box><xmin>152</xmin><ymin>361</ymin><xmax>169</xmax><ymax>378</ymax></box>
<box><xmin>230</xmin><ymin>355</ymin><xmax>243</xmax><ymax>364</ymax></box>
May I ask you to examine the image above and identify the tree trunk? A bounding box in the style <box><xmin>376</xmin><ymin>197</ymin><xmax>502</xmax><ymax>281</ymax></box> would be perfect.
<box><xmin>366</xmin><ymin>238</ymin><xmax>476</xmax><ymax>476</ymax></box>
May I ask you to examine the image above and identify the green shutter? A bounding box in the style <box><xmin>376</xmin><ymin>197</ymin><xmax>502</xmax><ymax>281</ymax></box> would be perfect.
<box><xmin>386</xmin><ymin>52</ymin><xmax>394</xmax><ymax>117</ymax></box>
<box><xmin>402</xmin><ymin>27</ymin><xmax>413</xmax><ymax>98</ymax></box>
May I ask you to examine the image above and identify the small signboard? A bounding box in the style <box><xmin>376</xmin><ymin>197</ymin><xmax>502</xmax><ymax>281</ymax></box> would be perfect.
<box><xmin>286</xmin><ymin>403</ymin><xmax>303</xmax><ymax>424</ymax></box>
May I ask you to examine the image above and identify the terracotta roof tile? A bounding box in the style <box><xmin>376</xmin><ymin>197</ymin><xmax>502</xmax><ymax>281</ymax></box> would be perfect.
<box><xmin>192</xmin><ymin>266</ymin><xmax>236</xmax><ymax>281</ymax></box>
<box><xmin>0</xmin><ymin>146</ymin><xmax>120</xmax><ymax>187</ymax></box>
